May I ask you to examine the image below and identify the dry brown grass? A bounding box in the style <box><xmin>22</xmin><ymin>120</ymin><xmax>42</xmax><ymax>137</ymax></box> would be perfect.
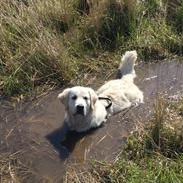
<box><xmin>0</xmin><ymin>152</ymin><xmax>32</xmax><ymax>183</ymax></box>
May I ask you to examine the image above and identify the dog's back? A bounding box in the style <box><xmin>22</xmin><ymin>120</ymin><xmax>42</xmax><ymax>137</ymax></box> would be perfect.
<box><xmin>97</xmin><ymin>50</ymin><xmax>143</xmax><ymax>115</ymax></box>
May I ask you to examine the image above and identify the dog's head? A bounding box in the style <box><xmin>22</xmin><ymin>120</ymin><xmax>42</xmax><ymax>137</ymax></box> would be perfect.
<box><xmin>58</xmin><ymin>86</ymin><xmax>97</xmax><ymax>116</ymax></box>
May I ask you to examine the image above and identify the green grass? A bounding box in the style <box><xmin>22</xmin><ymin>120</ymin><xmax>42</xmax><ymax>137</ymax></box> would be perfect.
<box><xmin>65</xmin><ymin>97</ymin><xmax>183</xmax><ymax>183</ymax></box>
<box><xmin>0</xmin><ymin>0</ymin><xmax>78</xmax><ymax>97</ymax></box>
<box><xmin>0</xmin><ymin>0</ymin><xmax>183</xmax><ymax>97</ymax></box>
<box><xmin>1</xmin><ymin>2</ymin><xmax>183</xmax><ymax>181</ymax></box>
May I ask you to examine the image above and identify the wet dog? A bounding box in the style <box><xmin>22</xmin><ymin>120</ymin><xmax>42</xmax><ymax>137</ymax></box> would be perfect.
<box><xmin>58</xmin><ymin>50</ymin><xmax>143</xmax><ymax>132</ymax></box>
<box><xmin>58</xmin><ymin>86</ymin><xmax>107</xmax><ymax>132</ymax></box>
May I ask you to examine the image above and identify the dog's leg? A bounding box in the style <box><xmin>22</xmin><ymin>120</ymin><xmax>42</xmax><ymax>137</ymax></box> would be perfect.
<box><xmin>111</xmin><ymin>97</ymin><xmax>132</xmax><ymax>115</ymax></box>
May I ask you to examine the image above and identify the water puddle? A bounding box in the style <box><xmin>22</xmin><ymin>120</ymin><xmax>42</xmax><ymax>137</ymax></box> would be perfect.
<box><xmin>0</xmin><ymin>60</ymin><xmax>183</xmax><ymax>182</ymax></box>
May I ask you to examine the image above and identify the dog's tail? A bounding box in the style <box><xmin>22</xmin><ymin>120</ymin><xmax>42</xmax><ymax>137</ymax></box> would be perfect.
<box><xmin>117</xmin><ymin>50</ymin><xmax>137</xmax><ymax>80</ymax></box>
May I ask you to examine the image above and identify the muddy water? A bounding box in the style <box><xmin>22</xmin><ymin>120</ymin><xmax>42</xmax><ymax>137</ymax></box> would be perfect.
<box><xmin>0</xmin><ymin>60</ymin><xmax>183</xmax><ymax>182</ymax></box>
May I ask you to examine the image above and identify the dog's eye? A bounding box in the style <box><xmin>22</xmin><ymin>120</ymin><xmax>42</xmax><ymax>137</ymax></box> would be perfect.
<box><xmin>83</xmin><ymin>96</ymin><xmax>88</xmax><ymax>100</ymax></box>
<box><xmin>72</xmin><ymin>95</ymin><xmax>77</xmax><ymax>100</ymax></box>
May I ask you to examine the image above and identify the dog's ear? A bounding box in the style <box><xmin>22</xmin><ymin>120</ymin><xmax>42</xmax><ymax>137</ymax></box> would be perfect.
<box><xmin>88</xmin><ymin>88</ymin><xmax>97</xmax><ymax>110</ymax></box>
<box><xmin>58</xmin><ymin>88</ymin><xmax>70</xmax><ymax>107</ymax></box>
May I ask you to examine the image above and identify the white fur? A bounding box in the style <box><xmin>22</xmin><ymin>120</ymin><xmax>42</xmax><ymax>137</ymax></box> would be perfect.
<box><xmin>58</xmin><ymin>86</ymin><xmax>107</xmax><ymax>132</ymax></box>
<box><xmin>97</xmin><ymin>50</ymin><xmax>143</xmax><ymax>115</ymax></box>
<box><xmin>58</xmin><ymin>50</ymin><xmax>143</xmax><ymax>132</ymax></box>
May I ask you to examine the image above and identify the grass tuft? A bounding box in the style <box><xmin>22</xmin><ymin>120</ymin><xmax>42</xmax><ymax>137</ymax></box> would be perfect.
<box><xmin>78</xmin><ymin>0</ymin><xmax>138</xmax><ymax>50</ymax></box>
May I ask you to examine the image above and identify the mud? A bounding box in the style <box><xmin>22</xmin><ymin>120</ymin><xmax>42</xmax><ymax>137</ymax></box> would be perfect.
<box><xmin>0</xmin><ymin>60</ymin><xmax>183</xmax><ymax>182</ymax></box>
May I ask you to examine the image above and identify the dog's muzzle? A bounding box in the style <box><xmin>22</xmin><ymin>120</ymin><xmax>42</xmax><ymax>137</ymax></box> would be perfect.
<box><xmin>76</xmin><ymin>105</ymin><xmax>85</xmax><ymax>115</ymax></box>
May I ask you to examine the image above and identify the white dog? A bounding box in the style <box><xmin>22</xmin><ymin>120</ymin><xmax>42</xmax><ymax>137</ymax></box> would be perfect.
<box><xmin>58</xmin><ymin>86</ymin><xmax>107</xmax><ymax>132</ymax></box>
<box><xmin>97</xmin><ymin>50</ymin><xmax>144</xmax><ymax>115</ymax></box>
<box><xmin>58</xmin><ymin>50</ymin><xmax>143</xmax><ymax>132</ymax></box>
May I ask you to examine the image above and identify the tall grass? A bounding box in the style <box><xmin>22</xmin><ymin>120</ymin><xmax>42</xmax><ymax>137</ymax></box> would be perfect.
<box><xmin>0</xmin><ymin>0</ymin><xmax>81</xmax><ymax>97</ymax></box>
<box><xmin>0</xmin><ymin>0</ymin><xmax>183</xmax><ymax>97</ymax></box>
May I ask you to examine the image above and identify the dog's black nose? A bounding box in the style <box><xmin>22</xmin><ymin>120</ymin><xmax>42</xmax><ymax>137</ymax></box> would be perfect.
<box><xmin>76</xmin><ymin>105</ymin><xmax>84</xmax><ymax>115</ymax></box>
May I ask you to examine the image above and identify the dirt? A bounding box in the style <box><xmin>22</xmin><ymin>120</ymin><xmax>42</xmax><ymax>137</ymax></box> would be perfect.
<box><xmin>0</xmin><ymin>59</ymin><xmax>183</xmax><ymax>182</ymax></box>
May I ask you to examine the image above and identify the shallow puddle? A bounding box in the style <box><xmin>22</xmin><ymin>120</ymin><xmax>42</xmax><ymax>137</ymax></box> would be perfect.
<box><xmin>0</xmin><ymin>60</ymin><xmax>183</xmax><ymax>182</ymax></box>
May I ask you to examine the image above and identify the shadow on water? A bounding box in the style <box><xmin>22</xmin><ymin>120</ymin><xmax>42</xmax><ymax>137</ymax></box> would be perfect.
<box><xmin>46</xmin><ymin>123</ymin><xmax>69</xmax><ymax>159</ymax></box>
<box><xmin>46</xmin><ymin>123</ymin><xmax>101</xmax><ymax>160</ymax></box>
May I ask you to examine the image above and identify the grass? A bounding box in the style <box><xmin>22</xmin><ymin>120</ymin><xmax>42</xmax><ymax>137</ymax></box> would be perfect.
<box><xmin>1</xmin><ymin>1</ymin><xmax>183</xmax><ymax>182</ymax></box>
<box><xmin>0</xmin><ymin>0</ymin><xmax>183</xmax><ymax>97</ymax></box>
<box><xmin>0</xmin><ymin>151</ymin><xmax>59</xmax><ymax>182</ymax></box>
<box><xmin>0</xmin><ymin>0</ymin><xmax>78</xmax><ymax>97</ymax></box>
<box><xmin>64</xmin><ymin>97</ymin><xmax>183</xmax><ymax>183</ymax></box>
<box><xmin>0</xmin><ymin>152</ymin><xmax>34</xmax><ymax>182</ymax></box>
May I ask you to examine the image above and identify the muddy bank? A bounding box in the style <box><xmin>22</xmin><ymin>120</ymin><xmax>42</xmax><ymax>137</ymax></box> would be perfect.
<box><xmin>0</xmin><ymin>60</ymin><xmax>183</xmax><ymax>182</ymax></box>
